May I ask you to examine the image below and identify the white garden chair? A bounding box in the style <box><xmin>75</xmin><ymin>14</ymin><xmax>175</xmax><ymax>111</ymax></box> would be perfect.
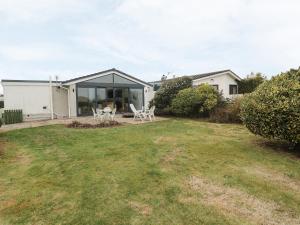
<box><xmin>143</xmin><ymin>106</ymin><xmax>155</xmax><ymax>121</ymax></box>
<box><xmin>92</xmin><ymin>108</ymin><xmax>104</xmax><ymax>121</ymax></box>
<box><xmin>148</xmin><ymin>106</ymin><xmax>156</xmax><ymax>121</ymax></box>
<box><xmin>96</xmin><ymin>108</ymin><xmax>104</xmax><ymax>122</ymax></box>
<box><xmin>92</xmin><ymin>108</ymin><xmax>97</xmax><ymax>120</ymax></box>
<box><xmin>110</xmin><ymin>108</ymin><xmax>116</xmax><ymax>121</ymax></box>
<box><xmin>130</xmin><ymin>104</ymin><xmax>145</xmax><ymax>121</ymax></box>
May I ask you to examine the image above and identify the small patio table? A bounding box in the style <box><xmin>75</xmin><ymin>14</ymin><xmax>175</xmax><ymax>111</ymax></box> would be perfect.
<box><xmin>103</xmin><ymin>107</ymin><xmax>112</xmax><ymax>121</ymax></box>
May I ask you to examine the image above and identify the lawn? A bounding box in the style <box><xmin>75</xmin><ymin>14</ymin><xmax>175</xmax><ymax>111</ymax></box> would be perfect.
<box><xmin>0</xmin><ymin>119</ymin><xmax>300</xmax><ymax>225</ymax></box>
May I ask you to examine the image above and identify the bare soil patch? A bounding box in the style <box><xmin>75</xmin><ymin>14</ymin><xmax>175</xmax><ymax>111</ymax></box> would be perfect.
<box><xmin>129</xmin><ymin>201</ymin><xmax>152</xmax><ymax>216</ymax></box>
<box><xmin>162</xmin><ymin>147</ymin><xmax>182</xmax><ymax>163</ymax></box>
<box><xmin>0</xmin><ymin>199</ymin><xmax>17</xmax><ymax>212</ymax></box>
<box><xmin>13</xmin><ymin>154</ymin><xmax>32</xmax><ymax>166</ymax></box>
<box><xmin>153</xmin><ymin>136</ymin><xmax>176</xmax><ymax>144</ymax></box>
<box><xmin>184</xmin><ymin>176</ymin><xmax>300</xmax><ymax>225</ymax></box>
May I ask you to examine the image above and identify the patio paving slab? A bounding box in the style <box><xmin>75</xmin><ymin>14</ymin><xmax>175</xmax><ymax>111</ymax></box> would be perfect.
<box><xmin>0</xmin><ymin>115</ymin><xmax>168</xmax><ymax>133</ymax></box>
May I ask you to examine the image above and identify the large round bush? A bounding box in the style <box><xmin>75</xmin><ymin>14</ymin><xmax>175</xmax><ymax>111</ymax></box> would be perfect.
<box><xmin>240</xmin><ymin>68</ymin><xmax>300</xmax><ymax>145</ymax></box>
<box><xmin>171</xmin><ymin>84</ymin><xmax>220</xmax><ymax>116</ymax></box>
<box><xmin>153</xmin><ymin>77</ymin><xmax>192</xmax><ymax>115</ymax></box>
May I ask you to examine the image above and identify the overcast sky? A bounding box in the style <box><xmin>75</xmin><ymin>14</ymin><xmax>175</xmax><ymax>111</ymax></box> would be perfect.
<box><xmin>1</xmin><ymin>0</ymin><xmax>300</xmax><ymax>94</ymax></box>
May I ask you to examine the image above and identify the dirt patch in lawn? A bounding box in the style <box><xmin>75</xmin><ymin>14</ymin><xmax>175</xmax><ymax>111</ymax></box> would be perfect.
<box><xmin>184</xmin><ymin>176</ymin><xmax>300</xmax><ymax>225</ymax></box>
<box><xmin>162</xmin><ymin>147</ymin><xmax>182</xmax><ymax>163</ymax></box>
<box><xmin>154</xmin><ymin>136</ymin><xmax>176</xmax><ymax>144</ymax></box>
<box><xmin>129</xmin><ymin>201</ymin><xmax>152</xmax><ymax>216</ymax></box>
<box><xmin>0</xmin><ymin>199</ymin><xmax>17</xmax><ymax>212</ymax></box>
<box><xmin>13</xmin><ymin>154</ymin><xmax>32</xmax><ymax>166</ymax></box>
<box><xmin>244</xmin><ymin>166</ymin><xmax>300</xmax><ymax>193</ymax></box>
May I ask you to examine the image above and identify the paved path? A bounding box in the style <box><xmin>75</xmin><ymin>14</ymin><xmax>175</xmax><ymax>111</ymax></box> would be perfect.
<box><xmin>0</xmin><ymin>115</ymin><xmax>168</xmax><ymax>133</ymax></box>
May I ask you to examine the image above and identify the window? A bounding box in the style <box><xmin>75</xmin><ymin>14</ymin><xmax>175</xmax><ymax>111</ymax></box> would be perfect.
<box><xmin>129</xmin><ymin>88</ymin><xmax>143</xmax><ymax>110</ymax></box>
<box><xmin>114</xmin><ymin>88</ymin><xmax>129</xmax><ymax>112</ymax></box>
<box><xmin>211</xmin><ymin>85</ymin><xmax>219</xmax><ymax>91</ymax></box>
<box><xmin>229</xmin><ymin>85</ymin><xmax>238</xmax><ymax>95</ymax></box>
<box><xmin>77</xmin><ymin>87</ymin><xmax>96</xmax><ymax>115</ymax></box>
<box><xmin>106</xmin><ymin>88</ymin><xmax>114</xmax><ymax>109</ymax></box>
<box><xmin>96</xmin><ymin>88</ymin><xmax>106</xmax><ymax>108</ymax></box>
<box><xmin>84</xmin><ymin>74</ymin><xmax>113</xmax><ymax>84</ymax></box>
<box><xmin>114</xmin><ymin>74</ymin><xmax>136</xmax><ymax>84</ymax></box>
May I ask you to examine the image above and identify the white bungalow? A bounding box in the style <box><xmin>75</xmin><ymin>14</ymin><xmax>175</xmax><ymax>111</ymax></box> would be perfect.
<box><xmin>1</xmin><ymin>68</ymin><xmax>154</xmax><ymax>120</ymax></box>
<box><xmin>150</xmin><ymin>70</ymin><xmax>242</xmax><ymax>99</ymax></box>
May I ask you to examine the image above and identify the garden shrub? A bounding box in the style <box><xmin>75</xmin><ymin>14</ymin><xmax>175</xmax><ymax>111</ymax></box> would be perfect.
<box><xmin>153</xmin><ymin>77</ymin><xmax>192</xmax><ymax>115</ymax></box>
<box><xmin>171</xmin><ymin>84</ymin><xmax>220</xmax><ymax>117</ymax></box>
<box><xmin>210</xmin><ymin>97</ymin><xmax>243</xmax><ymax>123</ymax></box>
<box><xmin>238</xmin><ymin>72</ymin><xmax>266</xmax><ymax>94</ymax></box>
<box><xmin>240</xmin><ymin>68</ymin><xmax>300</xmax><ymax>147</ymax></box>
<box><xmin>3</xmin><ymin>109</ymin><xmax>23</xmax><ymax>124</ymax></box>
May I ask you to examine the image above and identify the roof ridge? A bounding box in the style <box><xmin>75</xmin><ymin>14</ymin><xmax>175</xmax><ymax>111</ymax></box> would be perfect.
<box><xmin>1</xmin><ymin>68</ymin><xmax>152</xmax><ymax>87</ymax></box>
<box><xmin>150</xmin><ymin>69</ymin><xmax>233</xmax><ymax>83</ymax></box>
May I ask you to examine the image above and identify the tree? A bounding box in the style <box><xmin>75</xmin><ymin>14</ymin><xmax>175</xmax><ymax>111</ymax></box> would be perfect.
<box><xmin>238</xmin><ymin>72</ymin><xmax>266</xmax><ymax>94</ymax></box>
<box><xmin>240</xmin><ymin>68</ymin><xmax>300</xmax><ymax>147</ymax></box>
<box><xmin>171</xmin><ymin>84</ymin><xmax>220</xmax><ymax>117</ymax></box>
<box><xmin>153</xmin><ymin>76</ymin><xmax>192</xmax><ymax>115</ymax></box>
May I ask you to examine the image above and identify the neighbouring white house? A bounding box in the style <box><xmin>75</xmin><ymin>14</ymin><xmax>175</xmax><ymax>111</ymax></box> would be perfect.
<box><xmin>150</xmin><ymin>70</ymin><xmax>241</xmax><ymax>99</ymax></box>
<box><xmin>1</xmin><ymin>68</ymin><xmax>154</xmax><ymax>120</ymax></box>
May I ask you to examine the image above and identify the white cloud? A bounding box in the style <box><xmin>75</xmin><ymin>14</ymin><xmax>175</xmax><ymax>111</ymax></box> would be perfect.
<box><xmin>0</xmin><ymin>0</ymin><xmax>96</xmax><ymax>23</ymax></box>
<box><xmin>0</xmin><ymin>0</ymin><xmax>300</xmax><ymax>84</ymax></box>
<box><xmin>118</xmin><ymin>0</ymin><xmax>300</xmax><ymax>74</ymax></box>
<box><xmin>0</xmin><ymin>44</ymin><xmax>67</xmax><ymax>61</ymax></box>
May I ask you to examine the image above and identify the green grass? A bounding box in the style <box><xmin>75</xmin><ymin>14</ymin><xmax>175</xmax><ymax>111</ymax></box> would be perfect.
<box><xmin>0</xmin><ymin>119</ymin><xmax>299</xmax><ymax>225</ymax></box>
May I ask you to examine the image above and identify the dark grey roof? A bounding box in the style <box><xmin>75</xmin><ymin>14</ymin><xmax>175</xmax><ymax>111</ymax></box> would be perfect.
<box><xmin>1</xmin><ymin>68</ymin><xmax>152</xmax><ymax>87</ymax></box>
<box><xmin>63</xmin><ymin>68</ymin><xmax>152</xmax><ymax>86</ymax></box>
<box><xmin>189</xmin><ymin>69</ymin><xmax>233</xmax><ymax>80</ymax></box>
<box><xmin>151</xmin><ymin>69</ymin><xmax>240</xmax><ymax>83</ymax></box>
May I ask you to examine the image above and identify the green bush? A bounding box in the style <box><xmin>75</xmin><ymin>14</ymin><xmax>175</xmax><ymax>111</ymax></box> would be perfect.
<box><xmin>238</xmin><ymin>72</ymin><xmax>266</xmax><ymax>94</ymax></box>
<box><xmin>240</xmin><ymin>68</ymin><xmax>300</xmax><ymax>146</ymax></box>
<box><xmin>210</xmin><ymin>97</ymin><xmax>243</xmax><ymax>123</ymax></box>
<box><xmin>0</xmin><ymin>118</ymin><xmax>2</xmax><ymax>127</ymax></box>
<box><xmin>171</xmin><ymin>84</ymin><xmax>220</xmax><ymax>117</ymax></box>
<box><xmin>3</xmin><ymin>110</ymin><xmax>23</xmax><ymax>124</ymax></box>
<box><xmin>153</xmin><ymin>77</ymin><xmax>192</xmax><ymax>115</ymax></box>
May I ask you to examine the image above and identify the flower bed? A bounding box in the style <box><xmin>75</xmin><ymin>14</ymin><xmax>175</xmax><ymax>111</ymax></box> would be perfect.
<box><xmin>66</xmin><ymin>120</ymin><xmax>120</xmax><ymax>129</ymax></box>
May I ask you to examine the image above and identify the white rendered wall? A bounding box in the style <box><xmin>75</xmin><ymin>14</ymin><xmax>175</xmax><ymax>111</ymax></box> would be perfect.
<box><xmin>3</xmin><ymin>83</ymin><xmax>51</xmax><ymax>116</ymax></box>
<box><xmin>192</xmin><ymin>73</ymin><xmax>238</xmax><ymax>99</ymax></box>
<box><xmin>52</xmin><ymin>87</ymin><xmax>68</xmax><ymax>118</ymax></box>
<box><xmin>144</xmin><ymin>86</ymin><xmax>154</xmax><ymax>108</ymax></box>
<box><xmin>69</xmin><ymin>84</ymin><xmax>77</xmax><ymax>117</ymax></box>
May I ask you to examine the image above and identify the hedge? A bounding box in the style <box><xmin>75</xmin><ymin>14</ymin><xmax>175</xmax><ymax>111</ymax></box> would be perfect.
<box><xmin>3</xmin><ymin>109</ymin><xmax>23</xmax><ymax>124</ymax></box>
<box><xmin>240</xmin><ymin>68</ymin><xmax>300</xmax><ymax>146</ymax></box>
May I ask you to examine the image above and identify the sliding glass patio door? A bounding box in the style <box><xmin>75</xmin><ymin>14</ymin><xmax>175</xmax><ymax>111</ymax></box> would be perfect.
<box><xmin>129</xmin><ymin>88</ymin><xmax>143</xmax><ymax>110</ymax></box>
<box><xmin>77</xmin><ymin>87</ymin><xmax>96</xmax><ymax>116</ymax></box>
<box><xmin>114</xmin><ymin>88</ymin><xmax>129</xmax><ymax>112</ymax></box>
<box><xmin>77</xmin><ymin>86</ymin><xmax>144</xmax><ymax>116</ymax></box>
